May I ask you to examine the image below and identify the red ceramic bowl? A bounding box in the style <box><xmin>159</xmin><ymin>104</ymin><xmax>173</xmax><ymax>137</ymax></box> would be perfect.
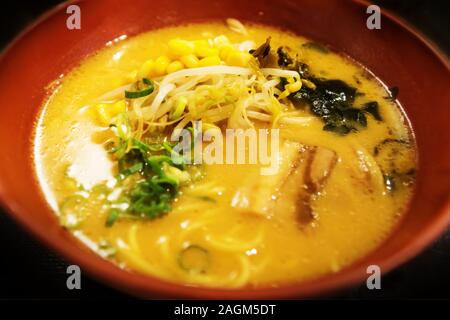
<box><xmin>0</xmin><ymin>0</ymin><xmax>449</xmax><ymax>299</ymax></box>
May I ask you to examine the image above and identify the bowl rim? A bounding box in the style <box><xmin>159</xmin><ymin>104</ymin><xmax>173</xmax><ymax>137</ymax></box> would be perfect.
<box><xmin>0</xmin><ymin>0</ymin><xmax>450</xmax><ymax>299</ymax></box>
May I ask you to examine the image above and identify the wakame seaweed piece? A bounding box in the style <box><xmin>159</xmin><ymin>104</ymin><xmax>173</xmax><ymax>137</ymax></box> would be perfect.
<box><xmin>277</xmin><ymin>47</ymin><xmax>294</xmax><ymax>67</ymax></box>
<box><xmin>362</xmin><ymin>101</ymin><xmax>382</xmax><ymax>121</ymax></box>
<box><xmin>321</xmin><ymin>107</ymin><xmax>367</xmax><ymax>135</ymax></box>
<box><xmin>298</xmin><ymin>78</ymin><xmax>357</xmax><ymax>111</ymax></box>
<box><xmin>301</xmin><ymin>41</ymin><xmax>330</xmax><ymax>54</ymax></box>
<box><xmin>373</xmin><ymin>138</ymin><xmax>412</xmax><ymax>173</ymax></box>
<box><xmin>341</xmin><ymin>108</ymin><xmax>367</xmax><ymax>128</ymax></box>
<box><xmin>250</xmin><ymin>37</ymin><xmax>272</xmax><ymax>65</ymax></box>
<box><xmin>297</xmin><ymin>62</ymin><xmax>311</xmax><ymax>78</ymax></box>
<box><xmin>373</xmin><ymin>139</ymin><xmax>415</xmax><ymax>192</ymax></box>
<box><xmin>275</xmin><ymin>46</ymin><xmax>311</xmax><ymax>77</ymax></box>
<box><xmin>387</xmin><ymin>86</ymin><xmax>399</xmax><ymax>100</ymax></box>
<box><xmin>323</xmin><ymin>123</ymin><xmax>352</xmax><ymax>135</ymax></box>
<box><xmin>290</xmin><ymin>77</ymin><xmax>378</xmax><ymax>134</ymax></box>
<box><xmin>291</xmin><ymin>78</ymin><xmax>356</xmax><ymax>117</ymax></box>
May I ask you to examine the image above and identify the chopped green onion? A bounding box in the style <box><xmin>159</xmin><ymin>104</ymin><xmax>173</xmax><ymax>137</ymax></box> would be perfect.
<box><xmin>105</xmin><ymin>209</ymin><xmax>121</xmax><ymax>227</ymax></box>
<box><xmin>178</xmin><ymin>245</ymin><xmax>210</xmax><ymax>274</ymax></box>
<box><xmin>117</xmin><ymin>162</ymin><xmax>143</xmax><ymax>180</ymax></box>
<box><xmin>125</xmin><ymin>78</ymin><xmax>154</xmax><ymax>99</ymax></box>
<box><xmin>170</xmin><ymin>96</ymin><xmax>188</xmax><ymax>120</ymax></box>
<box><xmin>125</xmin><ymin>87</ymin><xmax>154</xmax><ymax>99</ymax></box>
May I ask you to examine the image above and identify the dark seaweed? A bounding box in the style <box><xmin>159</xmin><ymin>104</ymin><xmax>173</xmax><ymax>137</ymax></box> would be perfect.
<box><xmin>250</xmin><ymin>37</ymin><xmax>271</xmax><ymax>64</ymax></box>
<box><xmin>302</xmin><ymin>42</ymin><xmax>330</xmax><ymax>54</ymax></box>
<box><xmin>383</xmin><ymin>170</ymin><xmax>416</xmax><ymax>193</ymax></box>
<box><xmin>386</xmin><ymin>86</ymin><xmax>399</xmax><ymax>100</ymax></box>
<box><xmin>291</xmin><ymin>78</ymin><xmax>382</xmax><ymax>134</ymax></box>
<box><xmin>362</xmin><ymin>101</ymin><xmax>382</xmax><ymax>121</ymax></box>
<box><xmin>374</xmin><ymin>139</ymin><xmax>415</xmax><ymax>192</ymax></box>
<box><xmin>274</xmin><ymin>45</ymin><xmax>383</xmax><ymax>135</ymax></box>
<box><xmin>297</xmin><ymin>62</ymin><xmax>311</xmax><ymax>78</ymax></box>
<box><xmin>277</xmin><ymin>47</ymin><xmax>294</xmax><ymax>67</ymax></box>
<box><xmin>373</xmin><ymin>138</ymin><xmax>408</xmax><ymax>156</ymax></box>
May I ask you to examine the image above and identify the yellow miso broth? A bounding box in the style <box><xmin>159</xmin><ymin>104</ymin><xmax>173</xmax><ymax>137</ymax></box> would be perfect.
<box><xmin>34</xmin><ymin>21</ymin><xmax>416</xmax><ymax>288</ymax></box>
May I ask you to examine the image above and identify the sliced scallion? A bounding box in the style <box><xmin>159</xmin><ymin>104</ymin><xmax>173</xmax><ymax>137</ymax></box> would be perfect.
<box><xmin>125</xmin><ymin>78</ymin><xmax>154</xmax><ymax>99</ymax></box>
<box><xmin>105</xmin><ymin>208</ymin><xmax>121</xmax><ymax>227</ymax></box>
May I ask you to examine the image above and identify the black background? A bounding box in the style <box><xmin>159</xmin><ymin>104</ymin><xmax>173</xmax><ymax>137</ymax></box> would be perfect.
<box><xmin>0</xmin><ymin>0</ymin><xmax>449</xmax><ymax>299</ymax></box>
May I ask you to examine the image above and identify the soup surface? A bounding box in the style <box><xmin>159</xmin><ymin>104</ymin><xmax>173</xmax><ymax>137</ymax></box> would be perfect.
<box><xmin>34</xmin><ymin>21</ymin><xmax>416</xmax><ymax>288</ymax></box>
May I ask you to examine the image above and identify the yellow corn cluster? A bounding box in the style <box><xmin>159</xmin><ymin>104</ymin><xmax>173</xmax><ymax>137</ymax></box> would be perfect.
<box><xmin>135</xmin><ymin>36</ymin><xmax>254</xmax><ymax>79</ymax></box>
<box><xmin>93</xmin><ymin>100</ymin><xmax>126</xmax><ymax>126</ymax></box>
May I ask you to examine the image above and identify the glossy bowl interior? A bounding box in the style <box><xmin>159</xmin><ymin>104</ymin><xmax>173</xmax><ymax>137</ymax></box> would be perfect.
<box><xmin>0</xmin><ymin>0</ymin><xmax>449</xmax><ymax>298</ymax></box>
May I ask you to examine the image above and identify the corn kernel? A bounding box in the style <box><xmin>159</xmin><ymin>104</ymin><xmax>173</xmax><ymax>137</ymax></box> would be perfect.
<box><xmin>138</xmin><ymin>60</ymin><xmax>154</xmax><ymax>79</ymax></box>
<box><xmin>286</xmin><ymin>81</ymin><xmax>302</xmax><ymax>93</ymax></box>
<box><xmin>93</xmin><ymin>100</ymin><xmax>127</xmax><ymax>126</ymax></box>
<box><xmin>180</xmin><ymin>54</ymin><xmax>199</xmax><ymax>68</ymax></box>
<box><xmin>197</xmin><ymin>56</ymin><xmax>221</xmax><ymax>67</ymax></box>
<box><xmin>126</xmin><ymin>69</ymin><xmax>138</xmax><ymax>83</ymax></box>
<box><xmin>195</xmin><ymin>46</ymin><xmax>219</xmax><ymax>58</ymax></box>
<box><xmin>109</xmin><ymin>100</ymin><xmax>127</xmax><ymax>117</ymax></box>
<box><xmin>193</xmin><ymin>39</ymin><xmax>209</xmax><ymax>48</ymax></box>
<box><xmin>94</xmin><ymin>103</ymin><xmax>111</xmax><ymax>126</ymax></box>
<box><xmin>154</xmin><ymin>55</ymin><xmax>171</xmax><ymax>76</ymax></box>
<box><xmin>226</xmin><ymin>51</ymin><xmax>251</xmax><ymax>67</ymax></box>
<box><xmin>166</xmin><ymin>61</ymin><xmax>184</xmax><ymax>74</ymax></box>
<box><xmin>214</xmin><ymin>35</ymin><xmax>230</xmax><ymax>48</ymax></box>
<box><xmin>219</xmin><ymin>45</ymin><xmax>235</xmax><ymax>60</ymax></box>
<box><xmin>168</xmin><ymin>39</ymin><xmax>195</xmax><ymax>56</ymax></box>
